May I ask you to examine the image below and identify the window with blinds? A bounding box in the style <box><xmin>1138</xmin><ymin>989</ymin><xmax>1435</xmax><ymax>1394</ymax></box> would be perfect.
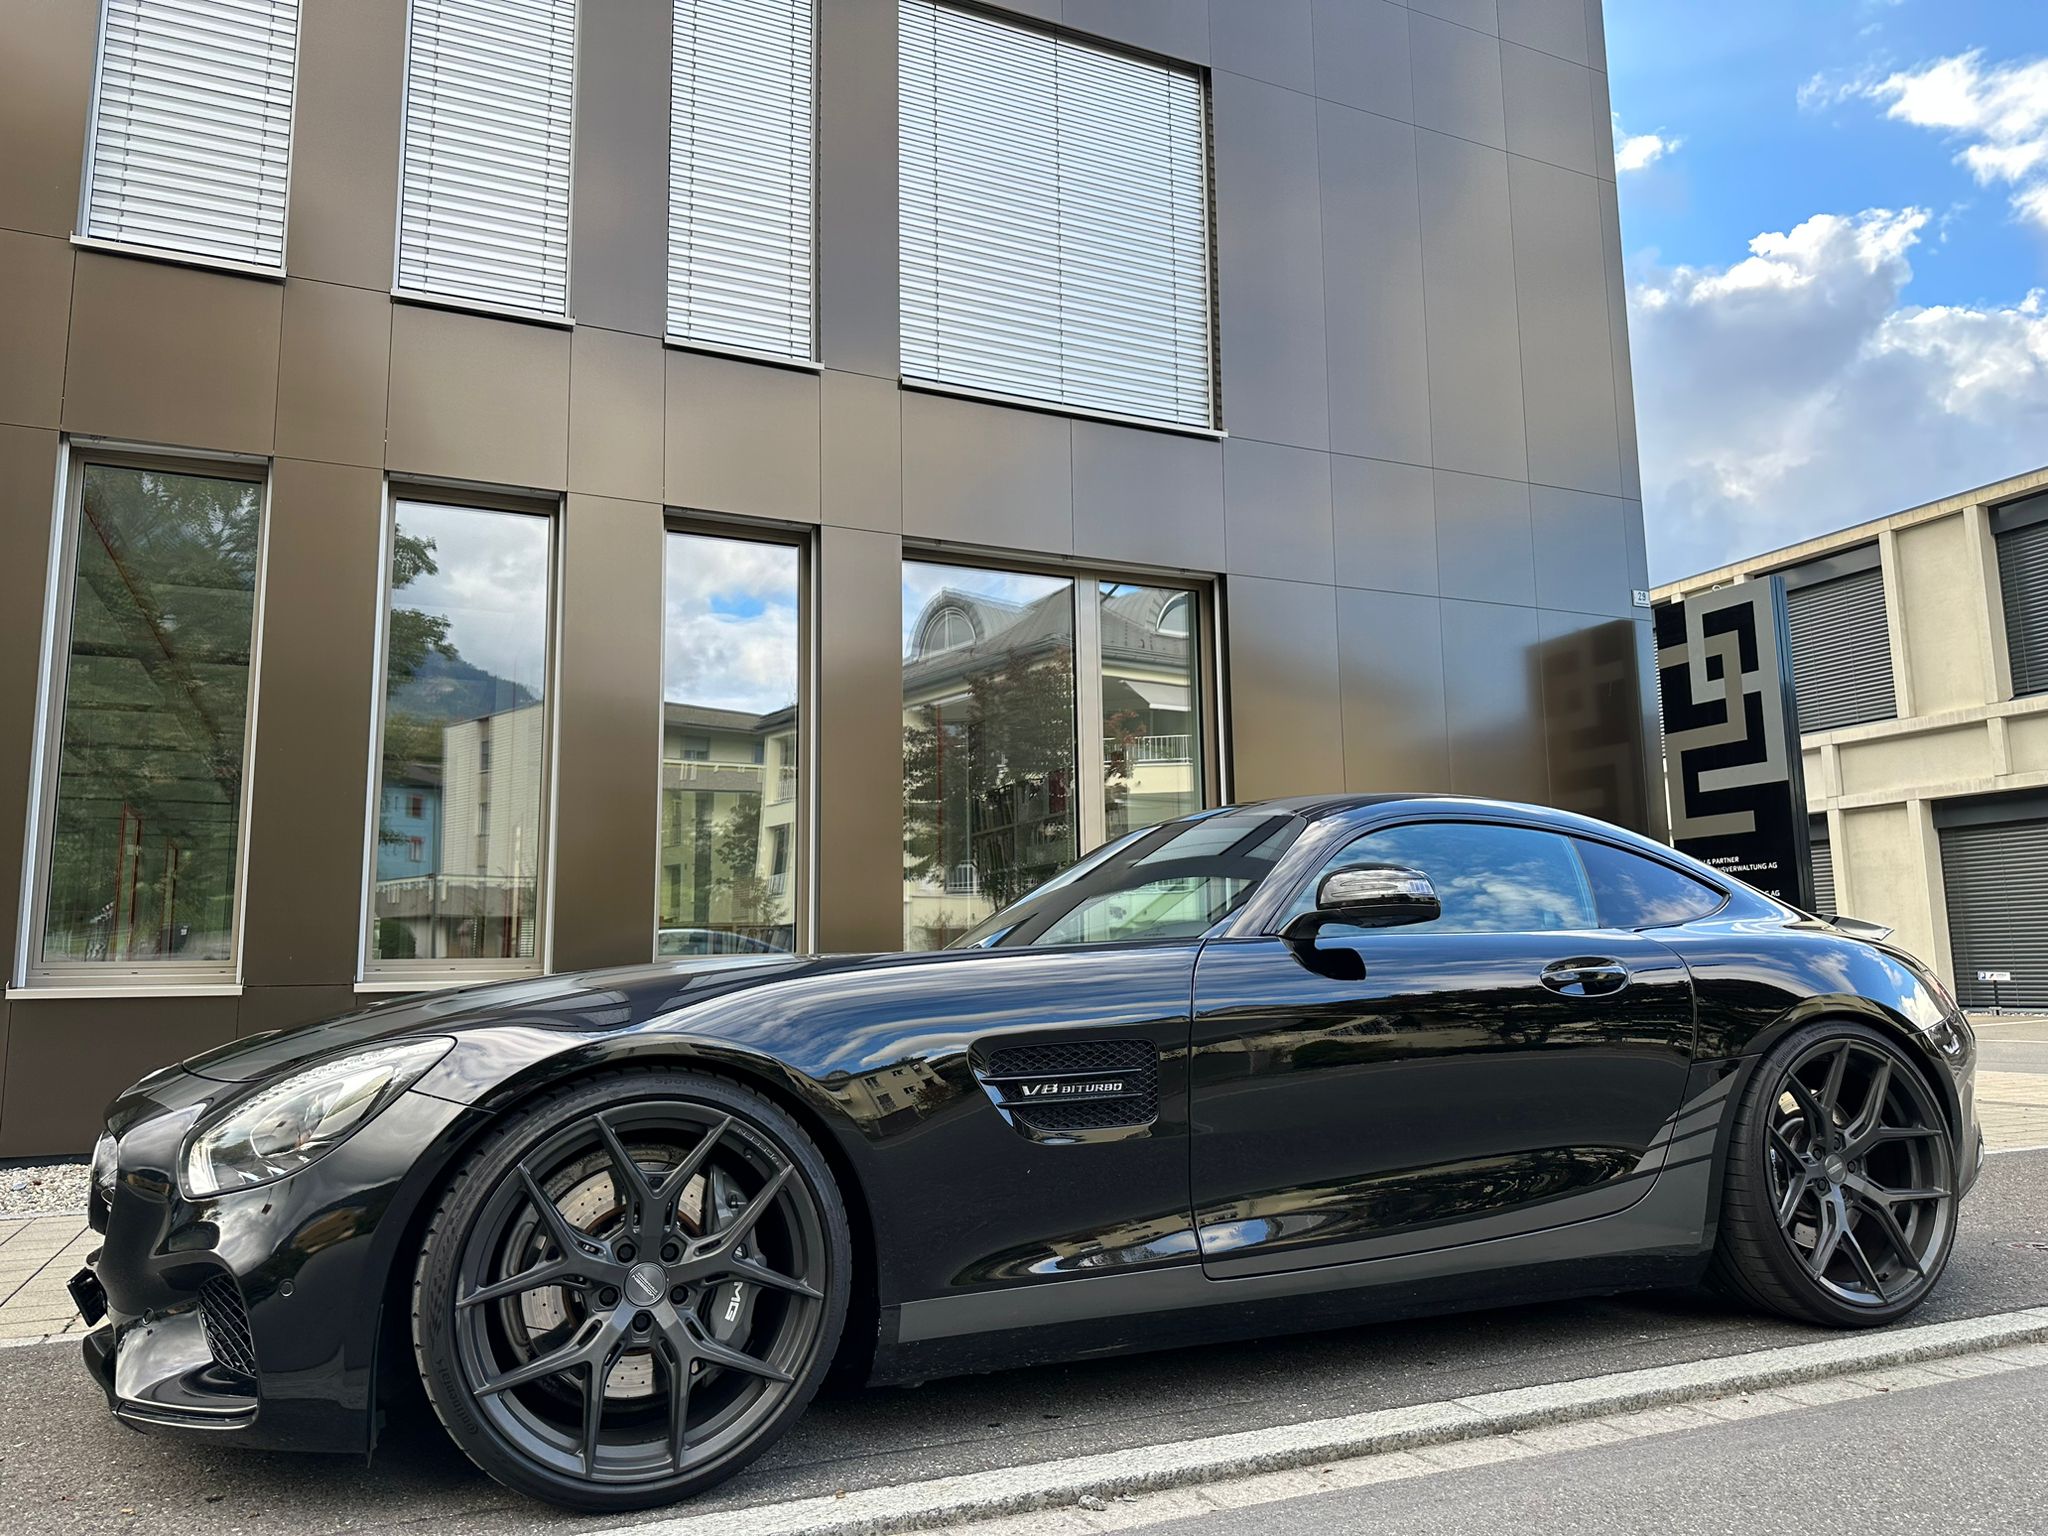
<box><xmin>898</xmin><ymin>0</ymin><xmax>1214</xmax><ymax>429</ymax></box>
<box><xmin>669</xmin><ymin>0</ymin><xmax>815</xmax><ymax>360</ymax></box>
<box><xmin>397</xmin><ymin>0</ymin><xmax>576</xmax><ymax>317</ymax></box>
<box><xmin>81</xmin><ymin>0</ymin><xmax>300</xmax><ymax>269</ymax></box>
<box><xmin>1996</xmin><ymin>512</ymin><xmax>2048</xmax><ymax>698</ymax></box>
<box><xmin>1784</xmin><ymin>565</ymin><xmax>1896</xmax><ymax>733</ymax></box>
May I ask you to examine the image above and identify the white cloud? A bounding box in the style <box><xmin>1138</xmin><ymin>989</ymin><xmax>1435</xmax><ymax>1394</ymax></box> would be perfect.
<box><xmin>1612</xmin><ymin>114</ymin><xmax>1682</xmax><ymax>174</ymax></box>
<box><xmin>1850</xmin><ymin>50</ymin><xmax>2048</xmax><ymax>229</ymax></box>
<box><xmin>1631</xmin><ymin>208</ymin><xmax>2048</xmax><ymax>580</ymax></box>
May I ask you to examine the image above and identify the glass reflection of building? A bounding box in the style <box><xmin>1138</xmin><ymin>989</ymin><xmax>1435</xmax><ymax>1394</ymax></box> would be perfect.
<box><xmin>901</xmin><ymin>574</ymin><xmax>1201</xmax><ymax>949</ymax></box>
<box><xmin>657</xmin><ymin>702</ymin><xmax>799</xmax><ymax>954</ymax></box>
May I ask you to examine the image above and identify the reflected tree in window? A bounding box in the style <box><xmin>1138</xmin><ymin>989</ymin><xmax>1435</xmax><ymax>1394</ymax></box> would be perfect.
<box><xmin>901</xmin><ymin>567</ymin><xmax>1080</xmax><ymax>949</ymax></box>
<box><xmin>40</xmin><ymin>465</ymin><xmax>261</xmax><ymax>967</ymax></box>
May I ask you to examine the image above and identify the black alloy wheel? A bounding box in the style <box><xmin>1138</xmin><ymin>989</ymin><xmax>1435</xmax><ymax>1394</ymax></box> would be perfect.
<box><xmin>412</xmin><ymin>1072</ymin><xmax>850</xmax><ymax>1511</ymax></box>
<box><xmin>1711</xmin><ymin>1021</ymin><xmax>1956</xmax><ymax>1326</ymax></box>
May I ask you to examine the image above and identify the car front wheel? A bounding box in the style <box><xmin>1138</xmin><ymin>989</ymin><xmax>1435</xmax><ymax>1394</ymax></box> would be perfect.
<box><xmin>1710</xmin><ymin>1021</ymin><xmax>1957</xmax><ymax>1327</ymax></box>
<box><xmin>412</xmin><ymin>1070</ymin><xmax>849</xmax><ymax>1511</ymax></box>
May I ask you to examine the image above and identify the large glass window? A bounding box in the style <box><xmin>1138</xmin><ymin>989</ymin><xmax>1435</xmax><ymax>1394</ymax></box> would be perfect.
<box><xmin>30</xmin><ymin>461</ymin><xmax>263</xmax><ymax>980</ymax></box>
<box><xmin>902</xmin><ymin>562</ymin><xmax>1209</xmax><ymax>949</ymax></box>
<box><xmin>898</xmin><ymin>0</ymin><xmax>1214</xmax><ymax>428</ymax></box>
<box><xmin>657</xmin><ymin>532</ymin><xmax>802</xmax><ymax>956</ymax></box>
<box><xmin>396</xmin><ymin>0</ymin><xmax>576</xmax><ymax>316</ymax></box>
<box><xmin>369</xmin><ymin>499</ymin><xmax>552</xmax><ymax>973</ymax></box>
<box><xmin>81</xmin><ymin>0</ymin><xmax>300</xmax><ymax>269</ymax></box>
<box><xmin>1101</xmin><ymin>582</ymin><xmax>1204</xmax><ymax>838</ymax></box>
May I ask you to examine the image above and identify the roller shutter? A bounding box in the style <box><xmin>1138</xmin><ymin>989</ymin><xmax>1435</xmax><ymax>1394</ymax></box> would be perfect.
<box><xmin>669</xmin><ymin>0</ymin><xmax>815</xmax><ymax>360</ymax></box>
<box><xmin>1940</xmin><ymin>817</ymin><xmax>2048</xmax><ymax>1009</ymax></box>
<box><xmin>1809</xmin><ymin>819</ymin><xmax>1836</xmax><ymax>920</ymax></box>
<box><xmin>898</xmin><ymin>0</ymin><xmax>1214</xmax><ymax>429</ymax></box>
<box><xmin>82</xmin><ymin>0</ymin><xmax>300</xmax><ymax>268</ymax></box>
<box><xmin>396</xmin><ymin>0</ymin><xmax>576</xmax><ymax>317</ymax></box>
<box><xmin>1785</xmin><ymin>567</ymin><xmax>1896</xmax><ymax>733</ymax></box>
<box><xmin>1996</xmin><ymin>516</ymin><xmax>2048</xmax><ymax>698</ymax></box>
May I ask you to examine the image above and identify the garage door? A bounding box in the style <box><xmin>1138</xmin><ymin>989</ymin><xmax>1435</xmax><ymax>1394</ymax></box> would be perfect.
<box><xmin>1940</xmin><ymin>815</ymin><xmax>2048</xmax><ymax>1009</ymax></box>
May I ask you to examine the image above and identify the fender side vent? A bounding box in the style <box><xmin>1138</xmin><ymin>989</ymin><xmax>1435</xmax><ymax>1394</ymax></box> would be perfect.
<box><xmin>979</xmin><ymin>1039</ymin><xmax>1159</xmax><ymax>1139</ymax></box>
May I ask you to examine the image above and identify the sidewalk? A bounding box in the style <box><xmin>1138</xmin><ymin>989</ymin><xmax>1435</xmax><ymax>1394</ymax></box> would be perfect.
<box><xmin>0</xmin><ymin>1213</ymin><xmax>94</xmax><ymax>1345</ymax></box>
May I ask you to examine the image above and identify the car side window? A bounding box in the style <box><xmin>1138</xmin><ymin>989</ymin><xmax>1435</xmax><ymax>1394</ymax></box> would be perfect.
<box><xmin>1573</xmin><ymin>839</ymin><xmax>1724</xmax><ymax>929</ymax></box>
<box><xmin>1288</xmin><ymin>822</ymin><xmax>1597</xmax><ymax>935</ymax></box>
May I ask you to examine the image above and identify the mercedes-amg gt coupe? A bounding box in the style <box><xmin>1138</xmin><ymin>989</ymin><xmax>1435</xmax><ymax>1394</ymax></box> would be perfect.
<box><xmin>73</xmin><ymin>795</ymin><xmax>1982</xmax><ymax>1511</ymax></box>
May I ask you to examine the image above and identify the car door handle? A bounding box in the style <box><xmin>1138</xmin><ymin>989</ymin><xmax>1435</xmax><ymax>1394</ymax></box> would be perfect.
<box><xmin>1540</xmin><ymin>958</ymin><xmax>1630</xmax><ymax>996</ymax></box>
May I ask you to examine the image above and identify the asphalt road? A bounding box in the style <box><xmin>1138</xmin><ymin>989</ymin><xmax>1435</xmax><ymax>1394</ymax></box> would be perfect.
<box><xmin>1975</xmin><ymin>1014</ymin><xmax>2048</xmax><ymax>1075</ymax></box>
<box><xmin>1139</xmin><ymin>1359</ymin><xmax>2048</xmax><ymax>1536</ymax></box>
<box><xmin>3</xmin><ymin>1148</ymin><xmax>2045</xmax><ymax>1536</ymax></box>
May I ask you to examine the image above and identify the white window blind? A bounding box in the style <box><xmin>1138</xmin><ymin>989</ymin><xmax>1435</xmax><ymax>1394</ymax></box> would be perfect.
<box><xmin>82</xmin><ymin>0</ymin><xmax>300</xmax><ymax>268</ymax></box>
<box><xmin>669</xmin><ymin>0</ymin><xmax>815</xmax><ymax>360</ymax></box>
<box><xmin>397</xmin><ymin>0</ymin><xmax>576</xmax><ymax>317</ymax></box>
<box><xmin>899</xmin><ymin>1</ymin><xmax>1214</xmax><ymax>429</ymax></box>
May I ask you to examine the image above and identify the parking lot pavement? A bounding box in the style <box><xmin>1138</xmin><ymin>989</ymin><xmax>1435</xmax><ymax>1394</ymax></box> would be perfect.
<box><xmin>3</xmin><ymin>1146</ymin><xmax>2046</xmax><ymax>1536</ymax></box>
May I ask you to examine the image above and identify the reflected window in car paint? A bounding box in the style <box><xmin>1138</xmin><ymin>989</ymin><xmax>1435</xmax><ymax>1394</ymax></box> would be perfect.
<box><xmin>1292</xmin><ymin>822</ymin><xmax>1598</xmax><ymax>935</ymax></box>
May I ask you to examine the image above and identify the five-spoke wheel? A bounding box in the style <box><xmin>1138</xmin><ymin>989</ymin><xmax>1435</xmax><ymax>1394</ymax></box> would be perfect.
<box><xmin>412</xmin><ymin>1072</ymin><xmax>849</xmax><ymax>1511</ymax></box>
<box><xmin>1712</xmin><ymin>1021</ymin><xmax>1956</xmax><ymax>1326</ymax></box>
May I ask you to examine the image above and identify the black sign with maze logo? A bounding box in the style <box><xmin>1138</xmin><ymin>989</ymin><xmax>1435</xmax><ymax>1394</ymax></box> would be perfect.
<box><xmin>1653</xmin><ymin>577</ymin><xmax>1814</xmax><ymax>911</ymax></box>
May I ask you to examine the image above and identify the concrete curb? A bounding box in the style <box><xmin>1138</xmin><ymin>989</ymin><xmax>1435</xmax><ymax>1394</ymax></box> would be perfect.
<box><xmin>599</xmin><ymin>1307</ymin><xmax>2048</xmax><ymax>1536</ymax></box>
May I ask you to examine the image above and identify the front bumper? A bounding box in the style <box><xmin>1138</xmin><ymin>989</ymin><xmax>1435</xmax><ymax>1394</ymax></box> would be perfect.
<box><xmin>76</xmin><ymin>1066</ymin><xmax>484</xmax><ymax>1454</ymax></box>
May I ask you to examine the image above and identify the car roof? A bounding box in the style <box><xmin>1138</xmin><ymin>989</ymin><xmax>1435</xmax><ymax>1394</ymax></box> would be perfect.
<box><xmin>1228</xmin><ymin>794</ymin><xmax>1692</xmax><ymax>857</ymax></box>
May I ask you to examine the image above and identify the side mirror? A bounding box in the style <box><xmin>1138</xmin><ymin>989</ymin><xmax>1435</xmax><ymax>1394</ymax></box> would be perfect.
<box><xmin>1283</xmin><ymin>863</ymin><xmax>1441</xmax><ymax>941</ymax></box>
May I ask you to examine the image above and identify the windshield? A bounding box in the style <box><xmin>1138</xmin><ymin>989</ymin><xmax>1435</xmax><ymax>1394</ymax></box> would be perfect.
<box><xmin>951</xmin><ymin>810</ymin><xmax>1302</xmax><ymax>948</ymax></box>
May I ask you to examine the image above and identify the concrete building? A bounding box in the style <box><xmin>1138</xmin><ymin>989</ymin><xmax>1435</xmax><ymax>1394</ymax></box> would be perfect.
<box><xmin>1655</xmin><ymin>467</ymin><xmax>2048</xmax><ymax>1010</ymax></box>
<box><xmin>0</xmin><ymin>0</ymin><xmax>1651</xmax><ymax>1152</ymax></box>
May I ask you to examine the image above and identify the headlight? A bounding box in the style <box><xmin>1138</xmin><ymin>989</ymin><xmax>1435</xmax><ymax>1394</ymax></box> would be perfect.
<box><xmin>182</xmin><ymin>1038</ymin><xmax>451</xmax><ymax>1199</ymax></box>
<box><xmin>91</xmin><ymin>1131</ymin><xmax>119</xmax><ymax>1204</ymax></box>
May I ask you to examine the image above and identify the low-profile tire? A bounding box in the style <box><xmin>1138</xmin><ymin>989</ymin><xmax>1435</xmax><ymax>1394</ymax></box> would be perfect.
<box><xmin>412</xmin><ymin>1070</ymin><xmax>850</xmax><ymax>1512</ymax></box>
<box><xmin>1708</xmin><ymin>1020</ymin><xmax>1957</xmax><ymax>1328</ymax></box>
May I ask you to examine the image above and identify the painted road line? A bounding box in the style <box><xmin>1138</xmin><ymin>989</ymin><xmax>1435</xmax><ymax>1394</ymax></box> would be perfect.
<box><xmin>593</xmin><ymin>1308</ymin><xmax>2048</xmax><ymax>1536</ymax></box>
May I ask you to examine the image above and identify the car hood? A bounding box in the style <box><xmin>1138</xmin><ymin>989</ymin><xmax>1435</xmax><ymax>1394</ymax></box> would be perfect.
<box><xmin>180</xmin><ymin>954</ymin><xmax>856</xmax><ymax>1083</ymax></box>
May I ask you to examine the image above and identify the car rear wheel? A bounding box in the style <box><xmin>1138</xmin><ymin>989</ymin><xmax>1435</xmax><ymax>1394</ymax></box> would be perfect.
<box><xmin>412</xmin><ymin>1071</ymin><xmax>849</xmax><ymax>1511</ymax></box>
<box><xmin>1710</xmin><ymin>1021</ymin><xmax>1956</xmax><ymax>1327</ymax></box>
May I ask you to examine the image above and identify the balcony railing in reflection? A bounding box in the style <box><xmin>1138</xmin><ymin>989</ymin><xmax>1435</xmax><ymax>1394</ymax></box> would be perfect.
<box><xmin>662</xmin><ymin>758</ymin><xmax>798</xmax><ymax>800</ymax></box>
<box><xmin>1109</xmin><ymin>734</ymin><xmax>1194</xmax><ymax>765</ymax></box>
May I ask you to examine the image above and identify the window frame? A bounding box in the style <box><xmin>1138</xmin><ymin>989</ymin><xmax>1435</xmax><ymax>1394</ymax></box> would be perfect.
<box><xmin>665</xmin><ymin>0</ymin><xmax>822</xmax><ymax>367</ymax></box>
<box><xmin>14</xmin><ymin>443</ymin><xmax>273</xmax><ymax>994</ymax></box>
<box><xmin>391</xmin><ymin>0</ymin><xmax>581</xmax><ymax>324</ymax></box>
<box><xmin>897</xmin><ymin>547</ymin><xmax>1224</xmax><ymax>945</ymax></box>
<box><xmin>896</xmin><ymin>0</ymin><xmax>1221</xmax><ymax>434</ymax></box>
<box><xmin>358</xmin><ymin>482</ymin><xmax>563</xmax><ymax>988</ymax></box>
<box><xmin>75</xmin><ymin>0</ymin><xmax>303</xmax><ymax>279</ymax></box>
<box><xmin>651</xmin><ymin>515</ymin><xmax>815</xmax><ymax>958</ymax></box>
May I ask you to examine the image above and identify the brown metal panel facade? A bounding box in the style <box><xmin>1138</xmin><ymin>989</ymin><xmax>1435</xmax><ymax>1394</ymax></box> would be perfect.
<box><xmin>0</xmin><ymin>0</ymin><xmax>1651</xmax><ymax>1153</ymax></box>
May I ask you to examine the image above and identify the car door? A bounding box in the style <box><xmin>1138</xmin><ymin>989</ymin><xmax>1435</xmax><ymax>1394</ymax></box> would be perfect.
<box><xmin>1189</xmin><ymin>817</ymin><xmax>1696</xmax><ymax>1278</ymax></box>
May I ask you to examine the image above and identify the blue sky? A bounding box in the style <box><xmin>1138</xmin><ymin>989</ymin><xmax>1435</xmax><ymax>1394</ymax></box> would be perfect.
<box><xmin>1606</xmin><ymin>0</ymin><xmax>2048</xmax><ymax>580</ymax></box>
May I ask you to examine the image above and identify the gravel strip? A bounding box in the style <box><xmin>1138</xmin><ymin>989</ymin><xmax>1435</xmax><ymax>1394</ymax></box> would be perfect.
<box><xmin>1</xmin><ymin>1162</ymin><xmax>89</xmax><ymax>1218</ymax></box>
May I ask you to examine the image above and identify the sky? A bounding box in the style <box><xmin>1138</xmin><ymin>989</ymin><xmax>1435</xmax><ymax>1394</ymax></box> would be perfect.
<box><xmin>1605</xmin><ymin>0</ymin><xmax>2048</xmax><ymax>581</ymax></box>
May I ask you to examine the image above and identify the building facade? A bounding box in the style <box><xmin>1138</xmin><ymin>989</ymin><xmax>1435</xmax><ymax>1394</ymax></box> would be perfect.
<box><xmin>0</xmin><ymin>0</ymin><xmax>1650</xmax><ymax>1153</ymax></box>
<box><xmin>1655</xmin><ymin>467</ymin><xmax>2048</xmax><ymax>1010</ymax></box>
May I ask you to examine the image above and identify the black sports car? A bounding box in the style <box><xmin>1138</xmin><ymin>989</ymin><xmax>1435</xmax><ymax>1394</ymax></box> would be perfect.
<box><xmin>73</xmin><ymin>795</ymin><xmax>1983</xmax><ymax>1511</ymax></box>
